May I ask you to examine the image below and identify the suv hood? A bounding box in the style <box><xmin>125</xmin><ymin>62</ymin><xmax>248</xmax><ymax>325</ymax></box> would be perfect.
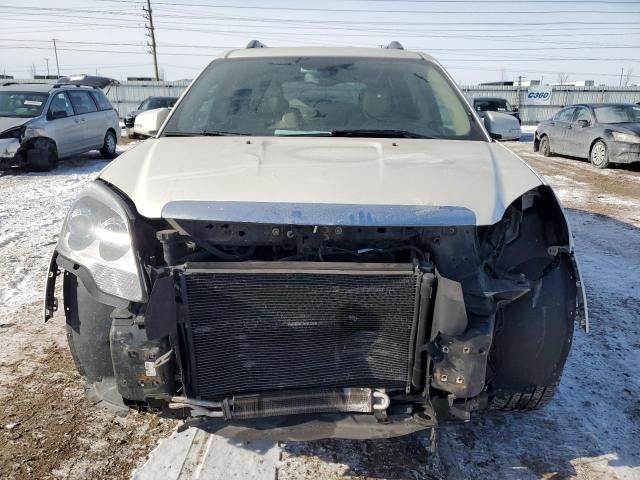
<box><xmin>0</xmin><ymin>117</ymin><xmax>31</xmax><ymax>133</ymax></box>
<box><xmin>99</xmin><ymin>137</ymin><xmax>543</xmax><ymax>226</ymax></box>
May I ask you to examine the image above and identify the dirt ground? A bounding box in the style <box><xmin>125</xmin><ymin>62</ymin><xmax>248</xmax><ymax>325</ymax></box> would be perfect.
<box><xmin>1</xmin><ymin>139</ymin><xmax>639</xmax><ymax>479</ymax></box>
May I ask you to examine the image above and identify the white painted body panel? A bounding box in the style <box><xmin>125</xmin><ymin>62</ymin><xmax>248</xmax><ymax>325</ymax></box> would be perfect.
<box><xmin>99</xmin><ymin>136</ymin><xmax>543</xmax><ymax>226</ymax></box>
<box><xmin>133</xmin><ymin>108</ymin><xmax>170</xmax><ymax>138</ymax></box>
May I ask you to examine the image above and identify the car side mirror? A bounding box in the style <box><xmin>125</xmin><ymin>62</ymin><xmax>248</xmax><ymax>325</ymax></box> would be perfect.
<box><xmin>577</xmin><ymin>119</ymin><xmax>590</xmax><ymax>128</ymax></box>
<box><xmin>48</xmin><ymin>110</ymin><xmax>68</xmax><ymax>120</ymax></box>
<box><xmin>483</xmin><ymin>111</ymin><xmax>521</xmax><ymax>141</ymax></box>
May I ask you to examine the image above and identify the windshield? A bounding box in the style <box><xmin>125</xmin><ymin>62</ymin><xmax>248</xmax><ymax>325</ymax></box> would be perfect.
<box><xmin>594</xmin><ymin>105</ymin><xmax>640</xmax><ymax>124</ymax></box>
<box><xmin>474</xmin><ymin>98</ymin><xmax>512</xmax><ymax>112</ymax></box>
<box><xmin>163</xmin><ymin>57</ymin><xmax>485</xmax><ymax>140</ymax></box>
<box><xmin>0</xmin><ymin>92</ymin><xmax>49</xmax><ymax>118</ymax></box>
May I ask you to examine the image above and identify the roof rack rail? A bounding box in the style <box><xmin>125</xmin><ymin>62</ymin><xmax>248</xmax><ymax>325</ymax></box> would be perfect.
<box><xmin>53</xmin><ymin>83</ymin><xmax>98</xmax><ymax>89</ymax></box>
<box><xmin>385</xmin><ymin>41</ymin><xmax>404</xmax><ymax>50</ymax></box>
<box><xmin>53</xmin><ymin>75</ymin><xmax>118</xmax><ymax>90</ymax></box>
<box><xmin>246</xmin><ymin>40</ymin><xmax>268</xmax><ymax>49</ymax></box>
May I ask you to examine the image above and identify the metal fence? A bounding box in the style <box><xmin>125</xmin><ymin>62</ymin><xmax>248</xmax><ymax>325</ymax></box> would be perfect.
<box><xmin>106</xmin><ymin>80</ymin><xmax>191</xmax><ymax>116</ymax></box>
<box><xmin>461</xmin><ymin>85</ymin><xmax>640</xmax><ymax>124</ymax></box>
<box><xmin>4</xmin><ymin>78</ymin><xmax>191</xmax><ymax>118</ymax></box>
<box><xmin>6</xmin><ymin>78</ymin><xmax>640</xmax><ymax>125</ymax></box>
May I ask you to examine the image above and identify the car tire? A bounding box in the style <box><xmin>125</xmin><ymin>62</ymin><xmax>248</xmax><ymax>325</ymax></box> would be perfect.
<box><xmin>539</xmin><ymin>135</ymin><xmax>552</xmax><ymax>157</ymax></box>
<box><xmin>488</xmin><ymin>263</ymin><xmax>574</xmax><ymax>412</ymax></box>
<box><xmin>26</xmin><ymin>138</ymin><xmax>58</xmax><ymax>172</ymax></box>
<box><xmin>589</xmin><ymin>140</ymin><xmax>610</xmax><ymax>169</ymax></box>
<box><xmin>490</xmin><ymin>384</ymin><xmax>558</xmax><ymax>411</ymax></box>
<box><xmin>100</xmin><ymin>130</ymin><xmax>118</xmax><ymax>159</ymax></box>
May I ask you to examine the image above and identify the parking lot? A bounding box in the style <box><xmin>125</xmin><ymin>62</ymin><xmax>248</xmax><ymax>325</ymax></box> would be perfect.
<box><xmin>0</xmin><ymin>136</ymin><xmax>638</xmax><ymax>479</ymax></box>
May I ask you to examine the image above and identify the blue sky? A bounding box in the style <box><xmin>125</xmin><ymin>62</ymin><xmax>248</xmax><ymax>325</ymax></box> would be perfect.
<box><xmin>1</xmin><ymin>0</ymin><xmax>639</xmax><ymax>85</ymax></box>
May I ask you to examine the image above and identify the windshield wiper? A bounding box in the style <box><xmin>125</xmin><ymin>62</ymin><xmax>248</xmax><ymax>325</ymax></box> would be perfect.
<box><xmin>201</xmin><ymin>129</ymin><xmax>250</xmax><ymax>136</ymax></box>
<box><xmin>163</xmin><ymin>130</ymin><xmax>250</xmax><ymax>137</ymax></box>
<box><xmin>330</xmin><ymin>129</ymin><xmax>434</xmax><ymax>139</ymax></box>
<box><xmin>163</xmin><ymin>131</ymin><xmax>199</xmax><ymax>137</ymax></box>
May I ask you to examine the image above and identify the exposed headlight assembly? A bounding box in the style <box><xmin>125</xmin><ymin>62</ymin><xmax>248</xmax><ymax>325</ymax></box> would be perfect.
<box><xmin>612</xmin><ymin>132</ymin><xmax>640</xmax><ymax>144</ymax></box>
<box><xmin>0</xmin><ymin>125</ymin><xmax>26</xmax><ymax>140</ymax></box>
<box><xmin>57</xmin><ymin>181</ymin><xmax>147</xmax><ymax>302</ymax></box>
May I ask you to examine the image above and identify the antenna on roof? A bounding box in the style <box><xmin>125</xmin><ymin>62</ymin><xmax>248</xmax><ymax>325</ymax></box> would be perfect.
<box><xmin>385</xmin><ymin>41</ymin><xmax>404</xmax><ymax>50</ymax></box>
<box><xmin>246</xmin><ymin>40</ymin><xmax>268</xmax><ymax>49</ymax></box>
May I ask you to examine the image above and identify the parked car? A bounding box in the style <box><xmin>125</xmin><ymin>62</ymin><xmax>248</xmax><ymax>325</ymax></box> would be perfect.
<box><xmin>534</xmin><ymin>103</ymin><xmax>640</xmax><ymax>168</ymax></box>
<box><xmin>45</xmin><ymin>43</ymin><xmax>587</xmax><ymax>441</ymax></box>
<box><xmin>472</xmin><ymin>96</ymin><xmax>521</xmax><ymax>124</ymax></box>
<box><xmin>124</xmin><ymin>96</ymin><xmax>178</xmax><ymax>137</ymax></box>
<box><xmin>132</xmin><ymin>107</ymin><xmax>171</xmax><ymax>138</ymax></box>
<box><xmin>0</xmin><ymin>76</ymin><xmax>120</xmax><ymax>171</ymax></box>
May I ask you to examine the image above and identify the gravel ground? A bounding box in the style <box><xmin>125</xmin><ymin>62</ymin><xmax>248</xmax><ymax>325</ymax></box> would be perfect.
<box><xmin>0</xmin><ymin>139</ymin><xmax>638</xmax><ymax>479</ymax></box>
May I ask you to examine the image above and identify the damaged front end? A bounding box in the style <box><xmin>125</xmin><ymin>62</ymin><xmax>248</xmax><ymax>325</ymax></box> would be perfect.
<box><xmin>0</xmin><ymin>126</ymin><xmax>26</xmax><ymax>168</ymax></box>
<box><xmin>44</xmin><ymin>181</ymin><xmax>586</xmax><ymax>440</ymax></box>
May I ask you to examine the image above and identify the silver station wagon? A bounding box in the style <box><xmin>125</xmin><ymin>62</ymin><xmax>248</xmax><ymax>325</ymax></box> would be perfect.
<box><xmin>0</xmin><ymin>75</ymin><xmax>120</xmax><ymax>171</ymax></box>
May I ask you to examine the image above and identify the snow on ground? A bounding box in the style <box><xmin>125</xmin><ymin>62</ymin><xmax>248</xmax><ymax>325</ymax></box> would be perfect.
<box><xmin>0</xmin><ymin>139</ymin><xmax>639</xmax><ymax>479</ymax></box>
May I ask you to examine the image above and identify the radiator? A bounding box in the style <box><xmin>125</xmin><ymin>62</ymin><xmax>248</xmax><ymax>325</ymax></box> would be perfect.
<box><xmin>179</xmin><ymin>262</ymin><xmax>422</xmax><ymax>400</ymax></box>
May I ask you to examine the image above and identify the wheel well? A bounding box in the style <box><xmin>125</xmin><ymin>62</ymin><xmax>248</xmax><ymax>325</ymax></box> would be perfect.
<box><xmin>106</xmin><ymin>127</ymin><xmax>116</xmax><ymax>138</ymax></box>
<box><xmin>534</xmin><ymin>133</ymin><xmax>547</xmax><ymax>152</ymax></box>
<box><xmin>20</xmin><ymin>136</ymin><xmax>57</xmax><ymax>159</ymax></box>
<box><xmin>589</xmin><ymin>137</ymin><xmax>604</xmax><ymax>155</ymax></box>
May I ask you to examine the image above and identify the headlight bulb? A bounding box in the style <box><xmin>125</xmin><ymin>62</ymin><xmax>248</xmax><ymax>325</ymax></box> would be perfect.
<box><xmin>67</xmin><ymin>207</ymin><xmax>94</xmax><ymax>250</ymax></box>
<box><xmin>98</xmin><ymin>216</ymin><xmax>130</xmax><ymax>261</ymax></box>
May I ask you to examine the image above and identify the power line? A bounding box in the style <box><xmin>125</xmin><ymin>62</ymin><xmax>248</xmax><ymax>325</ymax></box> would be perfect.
<box><xmin>89</xmin><ymin>0</ymin><xmax>640</xmax><ymax>14</ymax></box>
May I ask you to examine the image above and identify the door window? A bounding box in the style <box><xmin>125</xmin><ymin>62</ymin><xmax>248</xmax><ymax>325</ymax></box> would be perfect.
<box><xmin>67</xmin><ymin>90</ymin><xmax>98</xmax><ymax>114</ymax></box>
<box><xmin>48</xmin><ymin>92</ymin><xmax>74</xmax><ymax>117</ymax></box>
<box><xmin>90</xmin><ymin>91</ymin><xmax>113</xmax><ymax>111</ymax></box>
<box><xmin>555</xmin><ymin>107</ymin><xmax>575</xmax><ymax>122</ymax></box>
<box><xmin>574</xmin><ymin>107</ymin><xmax>592</xmax><ymax>123</ymax></box>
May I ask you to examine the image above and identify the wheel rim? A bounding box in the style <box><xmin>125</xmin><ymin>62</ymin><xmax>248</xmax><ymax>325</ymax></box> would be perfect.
<box><xmin>592</xmin><ymin>142</ymin><xmax>606</xmax><ymax>165</ymax></box>
<box><xmin>541</xmin><ymin>139</ymin><xmax>548</xmax><ymax>154</ymax></box>
<box><xmin>106</xmin><ymin>132</ymin><xmax>116</xmax><ymax>153</ymax></box>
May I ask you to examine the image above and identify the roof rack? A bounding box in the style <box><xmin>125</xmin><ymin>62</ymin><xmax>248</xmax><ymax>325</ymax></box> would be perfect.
<box><xmin>53</xmin><ymin>83</ymin><xmax>99</xmax><ymax>89</ymax></box>
<box><xmin>53</xmin><ymin>74</ymin><xmax>118</xmax><ymax>90</ymax></box>
<box><xmin>246</xmin><ymin>40</ymin><xmax>268</xmax><ymax>49</ymax></box>
<box><xmin>385</xmin><ymin>41</ymin><xmax>404</xmax><ymax>50</ymax></box>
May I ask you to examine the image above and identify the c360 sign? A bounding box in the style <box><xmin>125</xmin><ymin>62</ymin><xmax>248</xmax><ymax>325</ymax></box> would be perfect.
<box><xmin>526</xmin><ymin>88</ymin><xmax>553</xmax><ymax>105</ymax></box>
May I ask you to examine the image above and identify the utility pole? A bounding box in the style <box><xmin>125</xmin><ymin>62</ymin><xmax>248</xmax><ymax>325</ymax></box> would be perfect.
<box><xmin>143</xmin><ymin>0</ymin><xmax>160</xmax><ymax>80</ymax></box>
<box><xmin>52</xmin><ymin>39</ymin><xmax>61</xmax><ymax>77</ymax></box>
<box><xmin>517</xmin><ymin>75</ymin><xmax>523</xmax><ymax>112</ymax></box>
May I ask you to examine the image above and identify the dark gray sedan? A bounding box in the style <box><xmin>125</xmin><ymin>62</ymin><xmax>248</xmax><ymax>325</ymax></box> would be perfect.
<box><xmin>534</xmin><ymin>103</ymin><xmax>640</xmax><ymax>168</ymax></box>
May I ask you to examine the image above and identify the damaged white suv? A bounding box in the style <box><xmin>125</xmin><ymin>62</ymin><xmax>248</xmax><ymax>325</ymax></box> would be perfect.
<box><xmin>45</xmin><ymin>43</ymin><xmax>587</xmax><ymax>441</ymax></box>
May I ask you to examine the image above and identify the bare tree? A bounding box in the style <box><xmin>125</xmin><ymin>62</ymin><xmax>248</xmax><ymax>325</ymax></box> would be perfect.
<box><xmin>29</xmin><ymin>63</ymin><xmax>37</xmax><ymax>78</ymax></box>
<box><xmin>622</xmin><ymin>68</ymin><xmax>633</xmax><ymax>87</ymax></box>
<box><xmin>556</xmin><ymin>72</ymin><xmax>569</xmax><ymax>84</ymax></box>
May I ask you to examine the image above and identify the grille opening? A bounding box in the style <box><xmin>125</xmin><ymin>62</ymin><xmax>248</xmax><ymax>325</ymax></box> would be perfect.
<box><xmin>179</xmin><ymin>262</ymin><xmax>423</xmax><ymax>401</ymax></box>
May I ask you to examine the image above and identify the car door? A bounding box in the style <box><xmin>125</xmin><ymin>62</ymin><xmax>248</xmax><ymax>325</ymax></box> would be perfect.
<box><xmin>90</xmin><ymin>90</ymin><xmax>118</xmax><ymax>142</ymax></box>
<box><xmin>548</xmin><ymin>107</ymin><xmax>575</xmax><ymax>155</ymax></box>
<box><xmin>45</xmin><ymin>91</ymin><xmax>84</xmax><ymax>157</ymax></box>
<box><xmin>67</xmin><ymin>89</ymin><xmax>102</xmax><ymax>150</ymax></box>
<box><xmin>567</xmin><ymin>106</ymin><xmax>595</xmax><ymax>158</ymax></box>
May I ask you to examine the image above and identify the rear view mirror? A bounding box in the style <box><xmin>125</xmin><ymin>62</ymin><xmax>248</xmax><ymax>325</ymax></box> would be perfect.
<box><xmin>483</xmin><ymin>111</ymin><xmax>521</xmax><ymax>141</ymax></box>
<box><xmin>577</xmin><ymin>119</ymin><xmax>591</xmax><ymax>128</ymax></box>
<box><xmin>132</xmin><ymin>107</ymin><xmax>171</xmax><ymax>138</ymax></box>
<box><xmin>48</xmin><ymin>110</ymin><xmax>68</xmax><ymax>120</ymax></box>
